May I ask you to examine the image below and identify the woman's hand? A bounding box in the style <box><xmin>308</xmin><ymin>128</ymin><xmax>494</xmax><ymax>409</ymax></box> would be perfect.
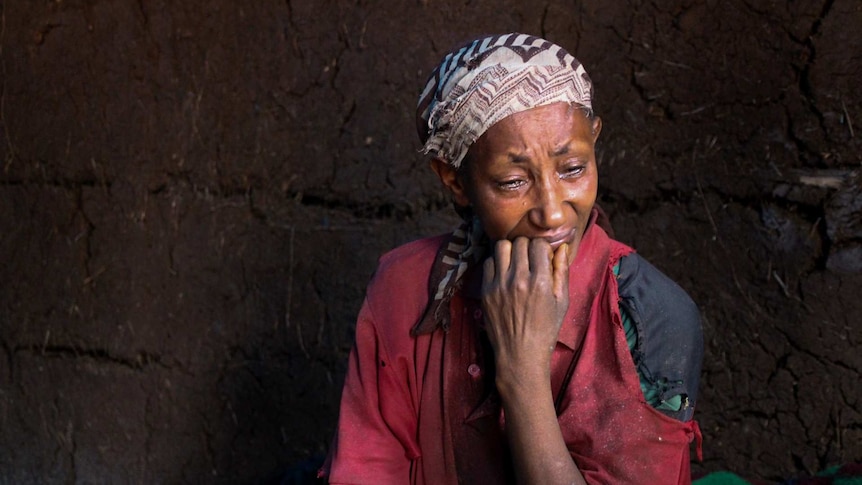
<box><xmin>481</xmin><ymin>236</ymin><xmax>570</xmax><ymax>393</ymax></box>
<box><xmin>481</xmin><ymin>237</ymin><xmax>585</xmax><ymax>485</ymax></box>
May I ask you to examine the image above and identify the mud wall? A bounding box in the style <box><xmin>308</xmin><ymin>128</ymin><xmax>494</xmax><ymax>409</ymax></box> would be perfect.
<box><xmin>0</xmin><ymin>1</ymin><xmax>860</xmax><ymax>483</ymax></box>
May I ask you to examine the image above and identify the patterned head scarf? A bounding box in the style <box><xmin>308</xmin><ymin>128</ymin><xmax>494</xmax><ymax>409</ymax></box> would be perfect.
<box><xmin>411</xmin><ymin>33</ymin><xmax>597</xmax><ymax>335</ymax></box>
<box><xmin>417</xmin><ymin>32</ymin><xmax>594</xmax><ymax>168</ymax></box>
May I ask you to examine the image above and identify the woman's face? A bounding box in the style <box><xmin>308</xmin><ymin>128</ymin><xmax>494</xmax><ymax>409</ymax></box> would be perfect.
<box><xmin>434</xmin><ymin>102</ymin><xmax>601</xmax><ymax>262</ymax></box>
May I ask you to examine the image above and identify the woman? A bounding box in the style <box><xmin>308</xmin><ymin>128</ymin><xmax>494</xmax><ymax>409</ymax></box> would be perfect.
<box><xmin>321</xmin><ymin>33</ymin><xmax>703</xmax><ymax>484</ymax></box>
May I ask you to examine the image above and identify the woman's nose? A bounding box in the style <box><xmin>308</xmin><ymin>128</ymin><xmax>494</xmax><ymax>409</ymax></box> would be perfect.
<box><xmin>529</xmin><ymin>177</ymin><xmax>566</xmax><ymax>229</ymax></box>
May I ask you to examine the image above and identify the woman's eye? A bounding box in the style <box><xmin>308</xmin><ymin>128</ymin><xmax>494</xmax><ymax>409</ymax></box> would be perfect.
<box><xmin>497</xmin><ymin>179</ymin><xmax>525</xmax><ymax>190</ymax></box>
<box><xmin>560</xmin><ymin>165</ymin><xmax>585</xmax><ymax>178</ymax></box>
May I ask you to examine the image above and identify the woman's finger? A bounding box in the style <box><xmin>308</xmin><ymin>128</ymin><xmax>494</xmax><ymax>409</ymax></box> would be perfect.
<box><xmin>528</xmin><ymin>238</ymin><xmax>552</xmax><ymax>277</ymax></box>
<box><xmin>482</xmin><ymin>253</ymin><xmax>496</xmax><ymax>289</ymax></box>
<box><xmin>493</xmin><ymin>239</ymin><xmax>513</xmax><ymax>278</ymax></box>
<box><xmin>552</xmin><ymin>243</ymin><xmax>569</xmax><ymax>299</ymax></box>
<box><xmin>511</xmin><ymin>237</ymin><xmax>530</xmax><ymax>276</ymax></box>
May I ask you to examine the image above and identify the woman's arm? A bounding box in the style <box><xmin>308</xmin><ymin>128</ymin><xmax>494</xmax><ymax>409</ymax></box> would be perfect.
<box><xmin>323</xmin><ymin>302</ymin><xmax>415</xmax><ymax>484</ymax></box>
<box><xmin>482</xmin><ymin>237</ymin><xmax>586</xmax><ymax>485</ymax></box>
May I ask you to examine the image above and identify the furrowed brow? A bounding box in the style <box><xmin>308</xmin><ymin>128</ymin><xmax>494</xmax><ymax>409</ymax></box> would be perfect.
<box><xmin>551</xmin><ymin>143</ymin><xmax>572</xmax><ymax>157</ymax></box>
<box><xmin>507</xmin><ymin>153</ymin><xmax>530</xmax><ymax>164</ymax></box>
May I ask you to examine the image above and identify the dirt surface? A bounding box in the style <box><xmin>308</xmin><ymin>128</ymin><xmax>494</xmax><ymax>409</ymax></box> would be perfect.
<box><xmin>1</xmin><ymin>0</ymin><xmax>860</xmax><ymax>483</ymax></box>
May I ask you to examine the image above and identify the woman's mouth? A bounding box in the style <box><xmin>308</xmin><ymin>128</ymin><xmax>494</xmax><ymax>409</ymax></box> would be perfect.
<box><xmin>542</xmin><ymin>228</ymin><xmax>577</xmax><ymax>249</ymax></box>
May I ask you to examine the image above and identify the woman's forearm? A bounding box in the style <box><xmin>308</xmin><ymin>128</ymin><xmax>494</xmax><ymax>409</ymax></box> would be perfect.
<box><xmin>497</xmin><ymin>369</ymin><xmax>586</xmax><ymax>485</ymax></box>
<box><xmin>482</xmin><ymin>238</ymin><xmax>585</xmax><ymax>484</ymax></box>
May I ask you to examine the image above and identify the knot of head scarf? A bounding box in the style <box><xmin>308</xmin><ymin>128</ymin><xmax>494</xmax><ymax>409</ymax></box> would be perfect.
<box><xmin>411</xmin><ymin>33</ymin><xmax>595</xmax><ymax>336</ymax></box>
<box><xmin>416</xmin><ymin>32</ymin><xmax>594</xmax><ymax>168</ymax></box>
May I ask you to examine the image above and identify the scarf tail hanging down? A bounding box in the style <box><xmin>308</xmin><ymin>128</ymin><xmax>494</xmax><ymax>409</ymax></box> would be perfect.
<box><xmin>412</xmin><ymin>217</ymin><xmax>485</xmax><ymax>336</ymax></box>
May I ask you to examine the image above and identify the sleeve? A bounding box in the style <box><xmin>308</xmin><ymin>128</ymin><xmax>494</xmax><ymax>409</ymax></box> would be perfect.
<box><xmin>617</xmin><ymin>253</ymin><xmax>704</xmax><ymax>422</ymax></box>
<box><xmin>322</xmin><ymin>299</ymin><xmax>418</xmax><ymax>485</ymax></box>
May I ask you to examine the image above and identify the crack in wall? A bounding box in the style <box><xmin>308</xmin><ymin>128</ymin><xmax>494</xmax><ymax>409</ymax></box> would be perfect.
<box><xmin>293</xmin><ymin>190</ymin><xmax>451</xmax><ymax>221</ymax></box>
<box><xmin>793</xmin><ymin>0</ymin><xmax>837</xmax><ymax>161</ymax></box>
<box><xmin>15</xmin><ymin>345</ymin><xmax>169</xmax><ymax>372</ymax></box>
<box><xmin>539</xmin><ymin>3</ymin><xmax>551</xmax><ymax>39</ymax></box>
<box><xmin>0</xmin><ymin>177</ymin><xmax>107</xmax><ymax>188</ymax></box>
<box><xmin>0</xmin><ymin>1</ymin><xmax>16</xmax><ymax>173</ymax></box>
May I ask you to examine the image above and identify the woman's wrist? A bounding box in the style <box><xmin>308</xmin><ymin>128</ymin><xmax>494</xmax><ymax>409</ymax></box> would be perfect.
<box><xmin>494</xmin><ymin>363</ymin><xmax>552</xmax><ymax>401</ymax></box>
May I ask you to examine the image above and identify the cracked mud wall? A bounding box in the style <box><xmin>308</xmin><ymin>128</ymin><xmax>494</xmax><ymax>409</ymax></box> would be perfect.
<box><xmin>0</xmin><ymin>0</ymin><xmax>859</xmax><ymax>483</ymax></box>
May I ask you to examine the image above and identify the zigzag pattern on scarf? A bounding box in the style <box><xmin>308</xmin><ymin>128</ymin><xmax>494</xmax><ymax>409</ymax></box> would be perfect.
<box><xmin>416</xmin><ymin>32</ymin><xmax>593</xmax><ymax>168</ymax></box>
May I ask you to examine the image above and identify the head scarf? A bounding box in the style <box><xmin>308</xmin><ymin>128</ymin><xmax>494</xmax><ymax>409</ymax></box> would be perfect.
<box><xmin>412</xmin><ymin>33</ymin><xmax>596</xmax><ymax>335</ymax></box>
<box><xmin>417</xmin><ymin>32</ymin><xmax>594</xmax><ymax>168</ymax></box>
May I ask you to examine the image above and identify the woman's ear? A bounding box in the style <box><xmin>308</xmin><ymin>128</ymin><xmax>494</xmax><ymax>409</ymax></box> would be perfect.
<box><xmin>430</xmin><ymin>158</ymin><xmax>471</xmax><ymax>207</ymax></box>
<box><xmin>591</xmin><ymin>117</ymin><xmax>603</xmax><ymax>142</ymax></box>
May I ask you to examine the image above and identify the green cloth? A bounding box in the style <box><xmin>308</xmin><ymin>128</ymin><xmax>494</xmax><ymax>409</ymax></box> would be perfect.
<box><xmin>690</xmin><ymin>465</ymin><xmax>862</xmax><ymax>484</ymax></box>
<box><xmin>817</xmin><ymin>463</ymin><xmax>862</xmax><ymax>484</ymax></box>
<box><xmin>692</xmin><ymin>471</ymin><xmax>754</xmax><ymax>485</ymax></box>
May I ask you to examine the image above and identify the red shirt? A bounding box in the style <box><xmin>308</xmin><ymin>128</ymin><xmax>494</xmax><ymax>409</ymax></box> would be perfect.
<box><xmin>323</xmin><ymin>224</ymin><xmax>701</xmax><ymax>484</ymax></box>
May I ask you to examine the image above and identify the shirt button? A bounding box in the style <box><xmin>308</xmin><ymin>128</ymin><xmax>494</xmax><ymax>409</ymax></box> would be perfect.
<box><xmin>467</xmin><ymin>364</ymin><xmax>481</xmax><ymax>377</ymax></box>
<box><xmin>473</xmin><ymin>309</ymin><xmax>483</xmax><ymax>320</ymax></box>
